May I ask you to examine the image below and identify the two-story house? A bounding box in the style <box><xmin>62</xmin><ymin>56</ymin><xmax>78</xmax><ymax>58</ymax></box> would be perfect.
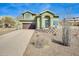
<box><xmin>17</xmin><ymin>10</ymin><xmax>59</xmax><ymax>29</ymax></box>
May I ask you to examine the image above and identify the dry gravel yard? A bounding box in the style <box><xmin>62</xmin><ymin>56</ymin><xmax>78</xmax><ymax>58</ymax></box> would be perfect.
<box><xmin>23</xmin><ymin>26</ymin><xmax>79</xmax><ymax>56</ymax></box>
<box><xmin>0</xmin><ymin>28</ymin><xmax>16</xmax><ymax>35</ymax></box>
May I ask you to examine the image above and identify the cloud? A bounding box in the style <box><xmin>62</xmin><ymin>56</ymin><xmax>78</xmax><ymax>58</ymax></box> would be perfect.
<box><xmin>40</xmin><ymin>4</ymin><xmax>51</xmax><ymax>11</ymax></box>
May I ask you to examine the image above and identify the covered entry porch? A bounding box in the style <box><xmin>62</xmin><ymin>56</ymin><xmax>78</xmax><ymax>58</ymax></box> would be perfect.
<box><xmin>36</xmin><ymin>16</ymin><xmax>58</xmax><ymax>29</ymax></box>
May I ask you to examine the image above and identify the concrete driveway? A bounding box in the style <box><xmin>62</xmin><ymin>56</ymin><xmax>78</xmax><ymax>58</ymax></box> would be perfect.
<box><xmin>0</xmin><ymin>29</ymin><xmax>35</xmax><ymax>56</ymax></box>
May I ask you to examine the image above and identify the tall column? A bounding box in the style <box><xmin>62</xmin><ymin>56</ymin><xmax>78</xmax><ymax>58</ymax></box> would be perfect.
<box><xmin>41</xmin><ymin>17</ymin><xmax>45</xmax><ymax>29</ymax></box>
<box><xmin>36</xmin><ymin>17</ymin><xmax>40</xmax><ymax>29</ymax></box>
<box><xmin>50</xmin><ymin>18</ymin><xmax>53</xmax><ymax>28</ymax></box>
<box><xmin>50</xmin><ymin>17</ymin><xmax>54</xmax><ymax>28</ymax></box>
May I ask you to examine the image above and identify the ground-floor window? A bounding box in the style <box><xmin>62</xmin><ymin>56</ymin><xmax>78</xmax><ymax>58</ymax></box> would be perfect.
<box><xmin>53</xmin><ymin>20</ymin><xmax>58</xmax><ymax>28</ymax></box>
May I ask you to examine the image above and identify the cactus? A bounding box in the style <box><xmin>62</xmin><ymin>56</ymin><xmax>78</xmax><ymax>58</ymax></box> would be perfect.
<box><xmin>62</xmin><ymin>18</ymin><xmax>70</xmax><ymax>46</ymax></box>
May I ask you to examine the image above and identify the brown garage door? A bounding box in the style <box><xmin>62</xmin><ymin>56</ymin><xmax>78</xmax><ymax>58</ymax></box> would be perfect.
<box><xmin>22</xmin><ymin>23</ymin><xmax>36</xmax><ymax>29</ymax></box>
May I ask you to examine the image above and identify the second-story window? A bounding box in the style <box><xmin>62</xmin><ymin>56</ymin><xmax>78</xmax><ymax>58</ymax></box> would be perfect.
<box><xmin>24</xmin><ymin>13</ymin><xmax>33</xmax><ymax>20</ymax></box>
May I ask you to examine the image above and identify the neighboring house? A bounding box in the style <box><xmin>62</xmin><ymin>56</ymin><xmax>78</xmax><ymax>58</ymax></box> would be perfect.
<box><xmin>60</xmin><ymin>17</ymin><xmax>79</xmax><ymax>26</ymax></box>
<box><xmin>68</xmin><ymin>17</ymin><xmax>79</xmax><ymax>26</ymax></box>
<box><xmin>17</xmin><ymin>10</ymin><xmax>59</xmax><ymax>29</ymax></box>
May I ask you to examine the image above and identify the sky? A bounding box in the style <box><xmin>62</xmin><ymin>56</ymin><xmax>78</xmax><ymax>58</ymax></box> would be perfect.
<box><xmin>0</xmin><ymin>3</ymin><xmax>79</xmax><ymax>19</ymax></box>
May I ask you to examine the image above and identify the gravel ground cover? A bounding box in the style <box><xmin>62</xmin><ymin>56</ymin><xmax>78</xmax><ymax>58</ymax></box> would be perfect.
<box><xmin>0</xmin><ymin>28</ymin><xmax>16</xmax><ymax>35</ymax></box>
<box><xmin>23</xmin><ymin>26</ymin><xmax>79</xmax><ymax>56</ymax></box>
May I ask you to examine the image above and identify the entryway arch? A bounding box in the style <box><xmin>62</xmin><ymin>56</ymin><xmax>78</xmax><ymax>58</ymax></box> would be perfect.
<box><xmin>44</xmin><ymin>15</ymin><xmax>50</xmax><ymax>28</ymax></box>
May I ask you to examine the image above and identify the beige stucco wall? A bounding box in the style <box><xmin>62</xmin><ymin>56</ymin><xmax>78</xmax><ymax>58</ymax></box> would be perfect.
<box><xmin>36</xmin><ymin>17</ymin><xmax>41</xmax><ymax>29</ymax></box>
<box><xmin>23</xmin><ymin>13</ymin><xmax>36</xmax><ymax>20</ymax></box>
<box><xmin>18</xmin><ymin>12</ymin><xmax>36</xmax><ymax>29</ymax></box>
<box><xmin>18</xmin><ymin>12</ymin><xmax>36</xmax><ymax>21</ymax></box>
<box><xmin>40</xmin><ymin>12</ymin><xmax>54</xmax><ymax>29</ymax></box>
<box><xmin>18</xmin><ymin>11</ymin><xmax>59</xmax><ymax>29</ymax></box>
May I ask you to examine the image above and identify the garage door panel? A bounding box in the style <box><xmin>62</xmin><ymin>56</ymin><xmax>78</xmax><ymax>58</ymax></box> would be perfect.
<box><xmin>22</xmin><ymin>23</ymin><xmax>36</xmax><ymax>29</ymax></box>
<box><xmin>23</xmin><ymin>23</ymin><xmax>31</xmax><ymax>29</ymax></box>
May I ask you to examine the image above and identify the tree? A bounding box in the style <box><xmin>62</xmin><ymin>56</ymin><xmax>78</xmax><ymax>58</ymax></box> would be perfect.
<box><xmin>0</xmin><ymin>20</ymin><xmax>3</xmax><ymax>28</ymax></box>
<box><xmin>1</xmin><ymin>16</ymin><xmax>16</xmax><ymax>28</ymax></box>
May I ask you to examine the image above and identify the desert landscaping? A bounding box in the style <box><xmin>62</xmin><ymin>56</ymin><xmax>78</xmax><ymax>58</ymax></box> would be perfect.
<box><xmin>0</xmin><ymin>26</ymin><xmax>79</xmax><ymax>56</ymax></box>
<box><xmin>23</xmin><ymin>26</ymin><xmax>79</xmax><ymax>56</ymax></box>
<box><xmin>0</xmin><ymin>28</ymin><xmax>16</xmax><ymax>35</ymax></box>
<box><xmin>0</xmin><ymin>3</ymin><xmax>79</xmax><ymax>56</ymax></box>
<box><xmin>0</xmin><ymin>16</ymin><xmax>79</xmax><ymax>56</ymax></box>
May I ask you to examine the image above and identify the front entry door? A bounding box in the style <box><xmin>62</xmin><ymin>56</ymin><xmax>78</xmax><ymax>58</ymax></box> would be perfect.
<box><xmin>45</xmin><ymin>20</ymin><xmax>50</xmax><ymax>28</ymax></box>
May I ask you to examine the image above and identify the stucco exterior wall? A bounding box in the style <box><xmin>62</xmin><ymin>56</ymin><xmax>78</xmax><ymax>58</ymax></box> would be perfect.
<box><xmin>53</xmin><ymin>18</ymin><xmax>59</xmax><ymax>28</ymax></box>
<box><xmin>20</xmin><ymin>13</ymin><xmax>36</xmax><ymax>20</ymax></box>
<box><xmin>36</xmin><ymin>17</ymin><xmax>41</xmax><ymax>29</ymax></box>
<box><xmin>18</xmin><ymin>11</ymin><xmax>59</xmax><ymax>29</ymax></box>
<box><xmin>40</xmin><ymin>12</ymin><xmax>54</xmax><ymax>29</ymax></box>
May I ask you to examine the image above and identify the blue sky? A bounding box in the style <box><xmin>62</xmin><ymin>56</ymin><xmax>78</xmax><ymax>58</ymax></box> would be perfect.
<box><xmin>0</xmin><ymin>3</ymin><xmax>79</xmax><ymax>19</ymax></box>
